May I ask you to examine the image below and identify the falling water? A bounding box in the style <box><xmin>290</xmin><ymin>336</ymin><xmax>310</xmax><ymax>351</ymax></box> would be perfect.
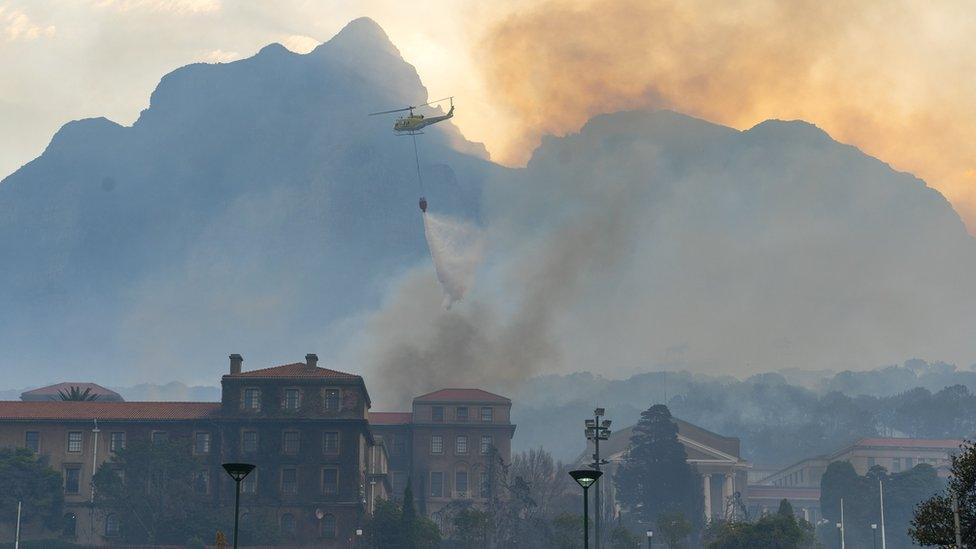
<box><xmin>421</xmin><ymin>212</ymin><xmax>484</xmax><ymax>308</ymax></box>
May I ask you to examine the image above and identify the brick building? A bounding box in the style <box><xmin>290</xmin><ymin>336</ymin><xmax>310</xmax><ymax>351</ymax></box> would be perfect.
<box><xmin>369</xmin><ymin>388</ymin><xmax>516</xmax><ymax>525</ymax></box>
<box><xmin>0</xmin><ymin>355</ymin><xmax>515</xmax><ymax>546</ymax></box>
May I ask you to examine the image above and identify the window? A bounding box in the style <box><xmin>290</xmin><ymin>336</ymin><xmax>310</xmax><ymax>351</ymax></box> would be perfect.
<box><xmin>432</xmin><ymin>406</ymin><xmax>444</xmax><ymax>422</ymax></box>
<box><xmin>481</xmin><ymin>407</ymin><xmax>493</xmax><ymax>423</ymax></box>
<box><xmin>243</xmin><ymin>388</ymin><xmax>261</xmax><ymax>410</ymax></box>
<box><xmin>283</xmin><ymin>431</ymin><xmax>301</xmax><ymax>454</ymax></box>
<box><xmin>62</xmin><ymin>513</ymin><xmax>77</xmax><ymax>537</ymax></box>
<box><xmin>480</xmin><ymin>472</ymin><xmax>490</xmax><ymax>498</ymax></box>
<box><xmin>104</xmin><ymin>513</ymin><xmax>120</xmax><ymax>537</ymax></box>
<box><xmin>242</xmin><ymin>430</ymin><xmax>259</xmax><ymax>453</ymax></box>
<box><xmin>281</xmin><ymin>468</ymin><xmax>297</xmax><ymax>495</ymax></box>
<box><xmin>455</xmin><ymin>470</ymin><xmax>468</xmax><ymax>497</ymax></box>
<box><xmin>867</xmin><ymin>457</ymin><xmax>876</xmax><ymax>467</ymax></box>
<box><xmin>151</xmin><ymin>431</ymin><xmax>168</xmax><ymax>445</ymax></box>
<box><xmin>242</xmin><ymin>470</ymin><xmax>257</xmax><ymax>494</ymax></box>
<box><xmin>456</xmin><ymin>435</ymin><xmax>468</xmax><ymax>455</ymax></box>
<box><xmin>431</xmin><ymin>435</ymin><xmax>443</xmax><ymax>454</ymax></box>
<box><xmin>320</xmin><ymin>513</ymin><xmax>336</xmax><ymax>538</ymax></box>
<box><xmin>481</xmin><ymin>435</ymin><xmax>492</xmax><ymax>455</ymax></box>
<box><xmin>194</xmin><ymin>432</ymin><xmax>211</xmax><ymax>454</ymax></box>
<box><xmin>906</xmin><ymin>457</ymin><xmax>914</xmax><ymax>468</ymax></box>
<box><xmin>893</xmin><ymin>458</ymin><xmax>902</xmax><ymax>472</ymax></box>
<box><xmin>393</xmin><ymin>436</ymin><xmax>406</xmax><ymax>455</ymax></box>
<box><xmin>67</xmin><ymin>431</ymin><xmax>83</xmax><ymax>453</ymax></box>
<box><xmin>456</xmin><ymin>406</ymin><xmax>469</xmax><ymax>422</ymax></box>
<box><xmin>324</xmin><ymin>388</ymin><xmax>340</xmax><ymax>411</ymax></box>
<box><xmin>322</xmin><ymin>467</ymin><xmax>338</xmax><ymax>495</ymax></box>
<box><xmin>392</xmin><ymin>472</ymin><xmax>407</xmax><ymax>497</ymax></box>
<box><xmin>280</xmin><ymin>513</ymin><xmax>296</xmax><ymax>536</ymax></box>
<box><xmin>110</xmin><ymin>432</ymin><xmax>125</xmax><ymax>452</ymax></box>
<box><xmin>64</xmin><ymin>466</ymin><xmax>81</xmax><ymax>493</ymax></box>
<box><xmin>430</xmin><ymin>472</ymin><xmax>444</xmax><ymax>497</ymax></box>
<box><xmin>194</xmin><ymin>470</ymin><xmax>210</xmax><ymax>494</ymax></box>
<box><xmin>323</xmin><ymin>432</ymin><xmax>339</xmax><ymax>454</ymax></box>
<box><xmin>25</xmin><ymin>431</ymin><xmax>39</xmax><ymax>453</ymax></box>
<box><xmin>283</xmin><ymin>388</ymin><xmax>300</xmax><ymax>410</ymax></box>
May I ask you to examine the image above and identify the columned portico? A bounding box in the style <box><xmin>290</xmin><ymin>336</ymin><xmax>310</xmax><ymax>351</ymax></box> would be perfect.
<box><xmin>724</xmin><ymin>472</ymin><xmax>734</xmax><ymax>500</ymax></box>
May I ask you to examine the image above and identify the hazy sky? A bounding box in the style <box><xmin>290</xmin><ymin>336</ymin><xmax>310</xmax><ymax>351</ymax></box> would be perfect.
<box><xmin>2</xmin><ymin>0</ymin><xmax>975</xmax><ymax>232</ymax></box>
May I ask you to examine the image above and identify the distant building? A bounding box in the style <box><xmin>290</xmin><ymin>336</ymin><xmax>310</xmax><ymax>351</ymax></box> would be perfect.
<box><xmin>370</xmin><ymin>388</ymin><xmax>516</xmax><ymax>527</ymax></box>
<box><xmin>748</xmin><ymin>437</ymin><xmax>963</xmax><ymax>523</ymax></box>
<box><xmin>0</xmin><ymin>354</ymin><xmax>516</xmax><ymax>547</ymax></box>
<box><xmin>578</xmin><ymin>417</ymin><xmax>750</xmax><ymax>522</ymax></box>
<box><xmin>20</xmin><ymin>382</ymin><xmax>123</xmax><ymax>402</ymax></box>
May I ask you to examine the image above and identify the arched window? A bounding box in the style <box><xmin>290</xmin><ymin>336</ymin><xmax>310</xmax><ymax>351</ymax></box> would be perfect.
<box><xmin>62</xmin><ymin>513</ymin><xmax>77</xmax><ymax>537</ymax></box>
<box><xmin>104</xmin><ymin>513</ymin><xmax>120</xmax><ymax>537</ymax></box>
<box><xmin>320</xmin><ymin>513</ymin><xmax>337</xmax><ymax>538</ymax></box>
<box><xmin>280</xmin><ymin>513</ymin><xmax>296</xmax><ymax>536</ymax></box>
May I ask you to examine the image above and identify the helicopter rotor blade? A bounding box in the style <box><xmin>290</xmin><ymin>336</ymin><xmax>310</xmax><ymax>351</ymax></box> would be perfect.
<box><xmin>368</xmin><ymin>106</ymin><xmax>414</xmax><ymax>116</ymax></box>
<box><xmin>419</xmin><ymin>96</ymin><xmax>453</xmax><ymax>108</ymax></box>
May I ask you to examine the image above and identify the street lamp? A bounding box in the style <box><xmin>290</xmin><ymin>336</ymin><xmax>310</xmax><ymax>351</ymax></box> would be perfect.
<box><xmin>645</xmin><ymin>530</ymin><xmax>653</xmax><ymax>549</ymax></box>
<box><xmin>570</xmin><ymin>469</ymin><xmax>603</xmax><ymax>549</ymax></box>
<box><xmin>871</xmin><ymin>523</ymin><xmax>878</xmax><ymax>549</ymax></box>
<box><xmin>585</xmin><ymin>408</ymin><xmax>611</xmax><ymax>549</ymax></box>
<box><xmin>836</xmin><ymin>523</ymin><xmax>843</xmax><ymax>549</ymax></box>
<box><xmin>222</xmin><ymin>463</ymin><xmax>255</xmax><ymax>549</ymax></box>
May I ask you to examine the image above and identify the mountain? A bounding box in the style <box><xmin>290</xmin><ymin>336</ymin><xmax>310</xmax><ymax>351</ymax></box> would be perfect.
<box><xmin>0</xmin><ymin>18</ymin><xmax>497</xmax><ymax>384</ymax></box>
<box><xmin>2</xmin><ymin>17</ymin><xmax>976</xmax><ymax>396</ymax></box>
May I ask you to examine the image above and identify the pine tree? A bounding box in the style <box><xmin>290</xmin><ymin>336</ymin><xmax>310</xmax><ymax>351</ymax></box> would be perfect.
<box><xmin>401</xmin><ymin>477</ymin><xmax>418</xmax><ymax>548</ymax></box>
<box><xmin>614</xmin><ymin>404</ymin><xmax>702</xmax><ymax>530</ymax></box>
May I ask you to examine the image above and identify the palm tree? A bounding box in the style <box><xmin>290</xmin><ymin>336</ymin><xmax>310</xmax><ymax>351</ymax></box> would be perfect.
<box><xmin>56</xmin><ymin>386</ymin><xmax>100</xmax><ymax>401</ymax></box>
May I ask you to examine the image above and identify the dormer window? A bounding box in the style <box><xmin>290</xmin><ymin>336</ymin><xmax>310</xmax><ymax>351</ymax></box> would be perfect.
<box><xmin>324</xmin><ymin>388</ymin><xmax>340</xmax><ymax>411</ymax></box>
<box><xmin>243</xmin><ymin>388</ymin><xmax>261</xmax><ymax>411</ymax></box>
<box><xmin>283</xmin><ymin>388</ymin><xmax>300</xmax><ymax>410</ymax></box>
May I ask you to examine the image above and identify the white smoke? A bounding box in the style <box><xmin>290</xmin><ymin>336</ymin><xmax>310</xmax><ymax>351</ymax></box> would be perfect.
<box><xmin>422</xmin><ymin>211</ymin><xmax>484</xmax><ymax>308</ymax></box>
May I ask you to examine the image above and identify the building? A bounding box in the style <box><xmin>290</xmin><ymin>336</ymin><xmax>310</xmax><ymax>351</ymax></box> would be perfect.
<box><xmin>369</xmin><ymin>388</ymin><xmax>516</xmax><ymax>526</ymax></box>
<box><xmin>20</xmin><ymin>382</ymin><xmax>123</xmax><ymax>402</ymax></box>
<box><xmin>0</xmin><ymin>355</ymin><xmax>516</xmax><ymax>547</ymax></box>
<box><xmin>579</xmin><ymin>417</ymin><xmax>750</xmax><ymax>522</ymax></box>
<box><xmin>748</xmin><ymin>437</ymin><xmax>963</xmax><ymax>523</ymax></box>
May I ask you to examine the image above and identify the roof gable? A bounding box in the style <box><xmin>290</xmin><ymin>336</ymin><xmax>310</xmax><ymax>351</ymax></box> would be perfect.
<box><xmin>21</xmin><ymin>382</ymin><xmax>123</xmax><ymax>402</ymax></box>
<box><xmin>413</xmin><ymin>388</ymin><xmax>510</xmax><ymax>403</ymax></box>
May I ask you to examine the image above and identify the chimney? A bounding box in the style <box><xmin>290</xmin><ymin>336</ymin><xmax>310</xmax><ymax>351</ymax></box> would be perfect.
<box><xmin>229</xmin><ymin>354</ymin><xmax>243</xmax><ymax>375</ymax></box>
<box><xmin>305</xmin><ymin>353</ymin><xmax>318</xmax><ymax>368</ymax></box>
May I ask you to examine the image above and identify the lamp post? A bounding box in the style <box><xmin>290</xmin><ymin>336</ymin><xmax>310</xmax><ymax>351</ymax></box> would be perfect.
<box><xmin>871</xmin><ymin>523</ymin><xmax>878</xmax><ymax>549</ymax></box>
<box><xmin>222</xmin><ymin>463</ymin><xmax>255</xmax><ymax>549</ymax></box>
<box><xmin>836</xmin><ymin>523</ymin><xmax>843</xmax><ymax>549</ymax></box>
<box><xmin>585</xmin><ymin>408</ymin><xmax>611</xmax><ymax>549</ymax></box>
<box><xmin>570</xmin><ymin>469</ymin><xmax>603</xmax><ymax>549</ymax></box>
<box><xmin>645</xmin><ymin>530</ymin><xmax>653</xmax><ymax>549</ymax></box>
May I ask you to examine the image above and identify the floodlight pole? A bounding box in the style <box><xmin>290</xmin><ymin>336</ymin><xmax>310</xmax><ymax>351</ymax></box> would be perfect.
<box><xmin>593</xmin><ymin>410</ymin><xmax>602</xmax><ymax>549</ymax></box>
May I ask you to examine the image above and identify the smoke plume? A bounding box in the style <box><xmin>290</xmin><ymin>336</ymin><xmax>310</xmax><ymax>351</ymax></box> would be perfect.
<box><xmin>481</xmin><ymin>0</ymin><xmax>976</xmax><ymax>232</ymax></box>
<box><xmin>422</xmin><ymin>212</ymin><xmax>484</xmax><ymax>308</ymax></box>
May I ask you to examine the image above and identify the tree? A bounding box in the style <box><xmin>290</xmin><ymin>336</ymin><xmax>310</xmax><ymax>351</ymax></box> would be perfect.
<box><xmin>365</xmin><ymin>487</ymin><xmax>441</xmax><ymax>549</ymax></box>
<box><xmin>92</xmin><ymin>439</ymin><xmax>222</xmax><ymax>544</ymax></box>
<box><xmin>704</xmin><ymin>509</ymin><xmax>815</xmax><ymax>548</ymax></box>
<box><xmin>551</xmin><ymin>513</ymin><xmax>583</xmax><ymax>549</ymax></box>
<box><xmin>0</xmin><ymin>448</ymin><xmax>63</xmax><ymax>532</ymax></box>
<box><xmin>56</xmin><ymin>386</ymin><xmax>99</xmax><ymax>401</ymax></box>
<box><xmin>609</xmin><ymin>524</ymin><xmax>641</xmax><ymax>548</ymax></box>
<box><xmin>453</xmin><ymin>508</ymin><xmax>489</xmax><ymax>548</ymax></box>
<box><xmin>911</xmin><ymin>440</ymin><xmax>976</xmax><ymax>546</ymax></box>
<box><xmin>614</xmin><ymin>404</ymin><xmax>702</xmax><ymax>529</ymax></box>
<box><xmin>657</xmin><ymin>511</ymin><xmax>692</xmax><ymax>548</ymax></box>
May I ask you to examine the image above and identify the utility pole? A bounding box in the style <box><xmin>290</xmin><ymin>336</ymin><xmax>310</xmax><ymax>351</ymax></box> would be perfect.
<box><xmin>15</xmin><ymin>501</ymin><xmax>21</xmax><ymax>549</ymax></box>
<box><xmin>879</xmin><ymin>477</ymin><xmax>887</xmax><ymax>549</ymax></box>
<box><xmin>953</xmin><ymin>493</ymin><xmax>962</xmax><ymax>549</ymax></box>
<box><xmin>840</xmin><ymin>497</ymin><xmax>846</xmax><ymax>549</ymax></box>
<box><xmin>585</xmin><ymin>408</ymin><xmax>611</xmax><ymax>549</ymax></box>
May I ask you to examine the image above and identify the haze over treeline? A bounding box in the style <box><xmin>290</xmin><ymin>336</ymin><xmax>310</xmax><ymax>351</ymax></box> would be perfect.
<box><xmin>1</xmin><ymin>18</ymin><xmax>975</xmax><ymax>413</ymax></box>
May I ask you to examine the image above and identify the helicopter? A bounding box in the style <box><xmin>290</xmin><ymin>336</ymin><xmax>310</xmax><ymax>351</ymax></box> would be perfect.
<box><xmin>369</xmin><ymin>96</ymin><xmax>454</xmax><ymax>135</ymax></box>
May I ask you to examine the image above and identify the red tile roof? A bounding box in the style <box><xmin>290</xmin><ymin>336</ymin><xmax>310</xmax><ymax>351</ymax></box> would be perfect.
<box><xmin>225</xmin><ymin>363</ymin><xmax>361</xmax><ymax>380</ymax></box>
<box><xmin>413</xmin><ymin>388</ymin><xmax>510</xmax><ymax>403</ymax></box>
<box><xmin>854</xmin><ymin>438</ymin><xmax>963</xmax><ymax>450</ymax></box>
<box><xmin>0</xmin><ymin>401</ymin><xmax>220</xmax><ymax>421</ymax></box>
<box><xmin>369</xmin><ymin>412</ymin><xmax>413</xmax><ymax>425</ymax></box>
